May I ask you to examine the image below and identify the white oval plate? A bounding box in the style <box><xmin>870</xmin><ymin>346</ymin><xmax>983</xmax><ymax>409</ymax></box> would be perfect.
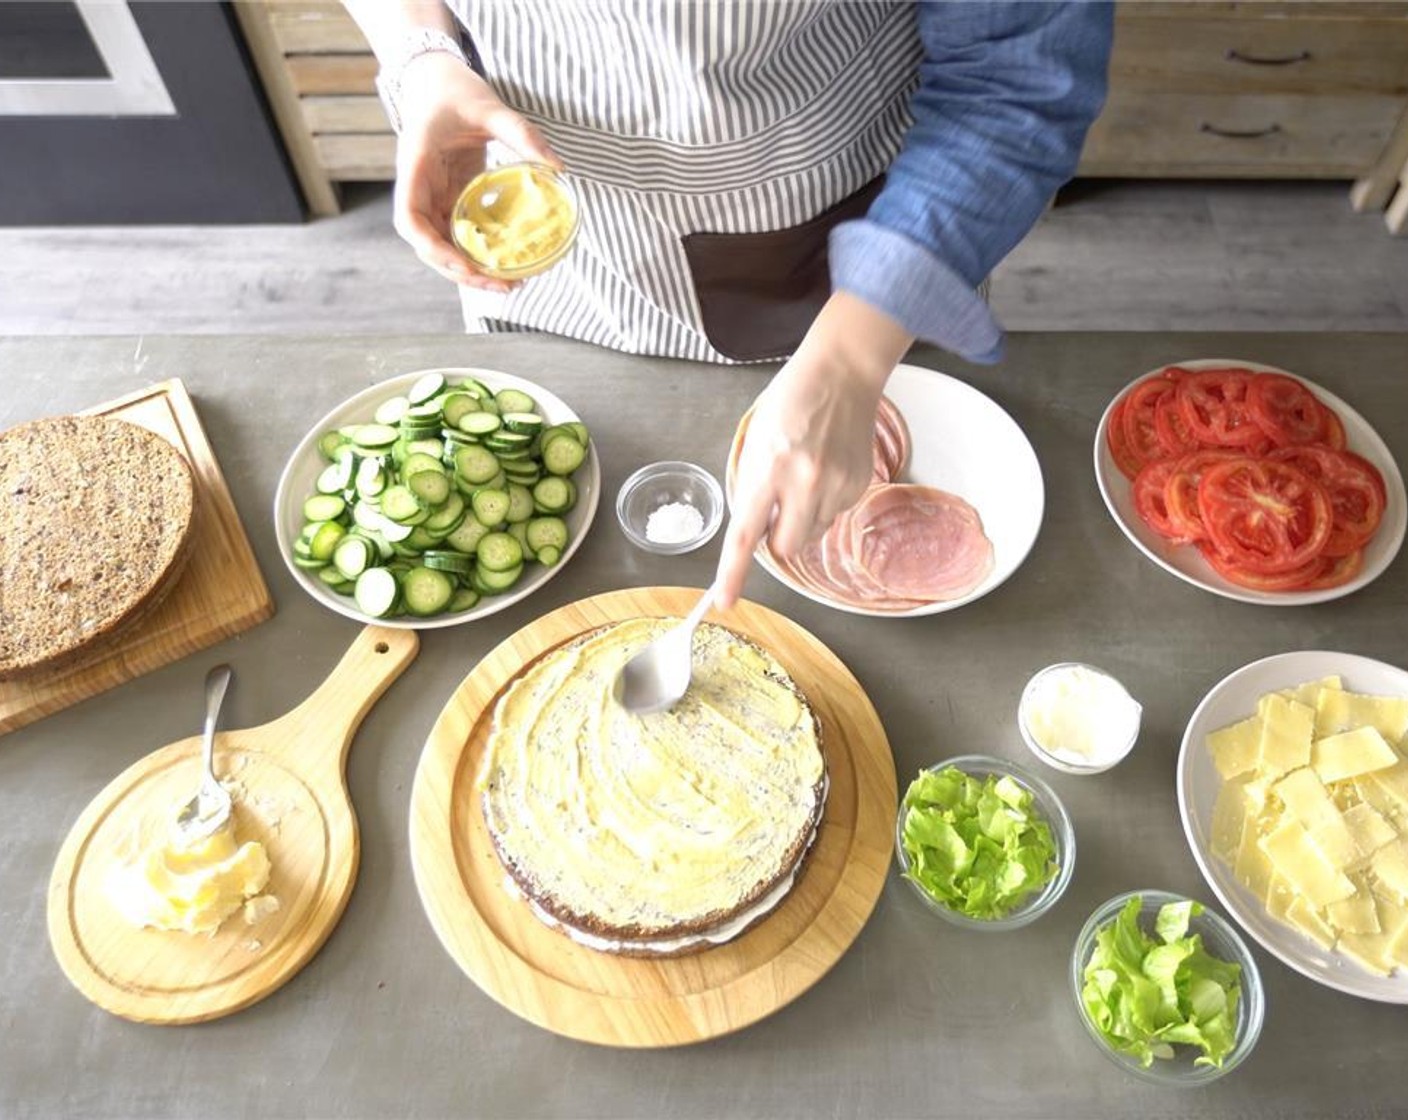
<box><xmin>728</xmin><ymin>363</ymin><xmax>1044</xmax><ymax>617</ymax></box>
<box><xmin>1178</xmin><ymin>649</ymin><xmax>1408</xmax><ymax>1003</ymax></box>
<box><xmin>275</xmin><ymin>367</ymin><xmax>599</xmax><ymax>629</ymax></box>
<box><xmin>1094</xmin><ymin>358</ymin><xmax>1406</xmax><ymax>606</ymax></box>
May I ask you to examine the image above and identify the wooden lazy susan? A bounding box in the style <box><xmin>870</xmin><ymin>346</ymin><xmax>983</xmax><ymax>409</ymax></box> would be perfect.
<box><xmin>48</xmin><ymin>625</ymin><xmax>418</xmax><ymax>1025</ymax></box>
<box><xmin>409</xmin><ymin>587</ymin><xmax>897</xmax><ymax>1047</ymax></box>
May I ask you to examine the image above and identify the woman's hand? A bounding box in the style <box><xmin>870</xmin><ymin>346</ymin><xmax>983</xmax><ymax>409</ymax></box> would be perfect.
<box><xmin>392</xmin><ymin>55</ymin><xmax>559</xmax><ymax>292</ymax></box>
<box><xmin>715</xmin><ymin>292</ymin><xmax>914</xmax><ymax>610</ymax></box>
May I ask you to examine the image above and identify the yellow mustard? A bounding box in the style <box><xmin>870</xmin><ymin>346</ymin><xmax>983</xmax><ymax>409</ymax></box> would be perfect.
<box><xmin>107</xmin><ymin>818</ymin><xmax>272</xmax><ymax>936</ymax></box>
<box><xmin>479</xmin><ymin>619</ymin><xmax>824</xmax><ymax>934</ymax></box>
<box><xmin>451</xmin><ymin>163</ymin><xmax>578</xmax><ymax>278</ymax></box>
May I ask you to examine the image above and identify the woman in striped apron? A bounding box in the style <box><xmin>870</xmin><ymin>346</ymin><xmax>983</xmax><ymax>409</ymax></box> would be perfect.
<box><xmin>345</xmin><ymin>1</ymin><xmax>1112</xmax><ymax>606</ymax></box>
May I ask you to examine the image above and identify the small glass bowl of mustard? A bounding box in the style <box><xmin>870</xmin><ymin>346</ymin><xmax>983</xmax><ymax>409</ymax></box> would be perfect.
<box><xmin>451</xmin><ymin>162</ymin><xmax>580</xmax><ymax>281</ymax></box>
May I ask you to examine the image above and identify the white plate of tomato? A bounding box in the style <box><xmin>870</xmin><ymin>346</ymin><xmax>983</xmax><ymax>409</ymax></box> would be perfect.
<box><xmin>1093</xmin><ymin>358</ymin><xmax>1405</xmax><ymax>606</ymax></box>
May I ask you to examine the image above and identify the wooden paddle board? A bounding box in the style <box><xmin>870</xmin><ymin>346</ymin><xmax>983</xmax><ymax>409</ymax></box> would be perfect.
<box><xmin>47</xmin><ymin>625</ymin><xmax>418</xmax><ymax>1025</ymax></box>
<box><xmin>1</xmin><ymin>379</ymin><xmax>275</xmax><ymax>736</ymax></box>
<box><xmin>410</xmin><ymin>587</ymin><xmax>896</xmax><ymax>1047</ymax></box>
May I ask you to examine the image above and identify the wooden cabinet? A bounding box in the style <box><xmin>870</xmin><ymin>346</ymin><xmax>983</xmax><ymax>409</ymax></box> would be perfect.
<box><xmin>236</xmin><ymin>0</ymin><xmax>1408</xmax><ymax>231</ymax></box>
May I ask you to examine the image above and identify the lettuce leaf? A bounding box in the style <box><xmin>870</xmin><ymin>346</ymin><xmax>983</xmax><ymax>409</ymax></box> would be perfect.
<box><xmin>899</xmin><ymin>767</ymin><xmax>1059</xmax><ymax>920</ymax></box>
<box><xmin>1079</xmin><ymin>895</ymin><xmax>1243</xmax><ymax>1068</ymax></box>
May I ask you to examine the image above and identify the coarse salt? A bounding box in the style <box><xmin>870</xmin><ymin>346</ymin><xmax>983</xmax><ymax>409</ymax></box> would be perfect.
<box><xmin>645</xmin><ymin>501</ymin><xmax>705</xmax><ymax>545</ymax></box>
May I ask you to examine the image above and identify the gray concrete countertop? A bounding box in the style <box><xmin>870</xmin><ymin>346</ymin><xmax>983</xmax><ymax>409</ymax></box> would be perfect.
<box><xmin>2</xmin><ymin>333</ymin><xmax>1406</xmax><ymax>1120</ymax></box>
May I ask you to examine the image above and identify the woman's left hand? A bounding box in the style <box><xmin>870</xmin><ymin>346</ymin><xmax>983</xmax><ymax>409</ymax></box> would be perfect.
<box><xmin>715</xmin><ymin>292</ymin><xmax>914</xmax><ymax>610</ymax></box>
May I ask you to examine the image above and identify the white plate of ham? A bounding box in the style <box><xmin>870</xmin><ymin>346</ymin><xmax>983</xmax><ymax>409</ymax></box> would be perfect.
<box><xmin>727</xmin><ymin>363</ymin><xmax>1044</xmax><ymax>616</ymax></box>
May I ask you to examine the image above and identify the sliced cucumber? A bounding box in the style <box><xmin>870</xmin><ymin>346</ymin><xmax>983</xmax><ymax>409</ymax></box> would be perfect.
<box><xmin>454</xmin><ymin>444</ymin><xmax>500</xmax><ymax>485</ymax></box>
<box><xmin>460</xmin><ymin>377</ymin><xmax>495</xmax><ymax>402</ymax></box>
<box><xmin>526</xmin><ymin>516</ymin><xmax>568</xmax><ymax>555</ymax></box>
<box><xmin>446</xmin><ymin>515</ymin><xmax>491</xmax><ymax>555</ymax></box>
<box><xmin>477</xmin><ymin>531</ymin><xmax>524</xmax><ymax>573</ymax></box>
<box><xmin>530</xmin><ymin>475</ymin><xmax>571</xmax><ymax>514</ymax></box>
<box><xmin>441</xmin><ymin>393</ymin><xmax>480</xmax><ymax>428</ymax></box>
<box><xmin>355</xmin><ymin>457</ymin><xmax>387</xmax><ymax>499</ymax></box>
<box><xmin>505</xmin><ymin>483</ymin><xmax>534</xmax><ymax>524</ymax></box>
<box><xmin>535</xmin><ymin>544</ymin><xmax>562</xmax><ymax>566</ymax></box>
<box><xmin>471</xmin><ymin>488</ymin><xmax>510</xmax><ymax>527</ymax></box>
<box><xmin>402</xmin><ymin>566</ymin><xmax>454</xmax><ymax>616</ymax></box>
<box><xmin>303</xmin><ymin>494</ymin><xmax>346</xmax><ymax>523</ymax></box>
<box><xmin>495</xmin><ymin>388</ymin><xmax>536</xmax><ymax>415</ymax></box>
<box><xmin>422</xmin><ymin>549</ymin><xmax>474</xmax><ymax>576</ymax></box>
<box><xmin>333</xmin><ymin>535</ymin><xmax>373</xmax><ymax>579</ymax></box>
<box><xmin>317</xmin><ymin>430</ymin><xmax>348</xmax><ymax>462</ymax></box>
<box><xmin>448</xmin><ymin>587</ymin><xmax>481</xmax><ymax>613</ymax></box>
<box><xmin>408</xmin><ymin>470</ymin><xmax>450</xmax><ymax>506</ymax></box>
<box><xmin>408</xmin><ymin>372</ymin><xmax>446</xmax><ymax>405</ymax></box>
<box><xmin>373</xmin><ymin>395</ymin><xmax>411</xmax><ymax>425</ymax></box>
<box><xmin>541</xmin><ymin>434</ymin><xmax>585</xmax><ymax>476</ymax></box>
<box><xmin>473</xmin><ymin>561</ymin><xmax>524</xmax><ymax>594</ymax></box>
<box><xmin>424</xmin><ymin>492</ymin><xmax>465</xmax><ymax>532</ymax></box>
<box><xmin>501</xmin><ymin>411</ymin><xmax>544</xmax><ymax>435</ymax></box>
<box><xmin>457</xmin><ymin>412</ymin><xmax>502</xmax><ymax>437</ymax></box>
<box><xmin>354</xmin><ymin>567</ymin><xmax>399</xmax><ymax>618</ymax></box>
<box><xmin>353</xmin><ymin>423</ymin><xmax>400</xmax><ymax>449</ymax></box>
<box><xmin>381</xmin><ymin>484</ymin><xmax>423</xmax><ymax>524</ymax></box>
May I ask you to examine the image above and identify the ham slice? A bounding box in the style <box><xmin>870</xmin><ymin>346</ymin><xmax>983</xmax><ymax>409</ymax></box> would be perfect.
<box><xmin>734</xmin><ymin>395</ymin><xmax>990</xmax><ymax>612</ymax></box>
<box><xmin>848</xmin><ymin>485</ymin><xmax>994</xmax><ymax>602</ymax></box>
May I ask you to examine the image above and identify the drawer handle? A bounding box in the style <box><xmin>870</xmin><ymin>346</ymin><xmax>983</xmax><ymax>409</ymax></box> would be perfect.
<box><xmin>1224</xmin><ymin>48</ymin><xmax>1311</xmax><ymax>66</ymax></box>
<box><xmin>1199</xmin><ymin>121</ymin><xmax>1282</xmax><ymax>140</ymax></box>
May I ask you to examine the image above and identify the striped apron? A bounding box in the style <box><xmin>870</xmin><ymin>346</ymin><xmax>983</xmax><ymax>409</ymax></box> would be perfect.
<box><xmin>447</xmin><ymin>0</ymin><xmax>923</xmax><ymax>363</ymax></box>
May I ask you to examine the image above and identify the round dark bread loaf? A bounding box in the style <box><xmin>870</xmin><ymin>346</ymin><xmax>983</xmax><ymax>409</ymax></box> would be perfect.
<box><xmin>0</xmin><ymin>415</ymin><xmax>197</xmax><ymax>680</ymax></box>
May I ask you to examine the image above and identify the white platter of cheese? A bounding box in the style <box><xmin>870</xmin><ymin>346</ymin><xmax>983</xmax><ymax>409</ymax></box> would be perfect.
<box><xmin>1178</xmin><ymin>650</ymin><xmax>1408</xmax><ymax>1002</ymax></box>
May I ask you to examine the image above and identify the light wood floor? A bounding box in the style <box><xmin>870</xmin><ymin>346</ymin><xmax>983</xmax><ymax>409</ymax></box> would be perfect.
<box><xmin>2</xmin><ymin>180</ymin><xmax>1405</xmax><ymax>336</ymax></box>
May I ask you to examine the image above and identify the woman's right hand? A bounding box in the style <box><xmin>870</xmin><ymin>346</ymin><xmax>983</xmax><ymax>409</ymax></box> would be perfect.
<box><xmin>392</xmin><ymin>55</ymin><xmax>560</xmax><ymax>292</ymax></box>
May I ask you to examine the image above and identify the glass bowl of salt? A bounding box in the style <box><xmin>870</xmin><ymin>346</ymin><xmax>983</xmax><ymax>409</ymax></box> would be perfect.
<box><xmin>615</xmin><ymin>461</ymin><xmax>724</xmax><ymax>555</ymax></box>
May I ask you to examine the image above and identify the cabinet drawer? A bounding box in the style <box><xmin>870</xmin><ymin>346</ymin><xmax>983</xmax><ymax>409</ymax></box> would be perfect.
<box><xmin>1113</xmin><ymin>16</ymin><xmax>1408</xmax><ymax>96</ymax></box>
<box><xmin>1079</xmin><ymin>92</ymin><xmax>1406</xmax><ymax>177</ymax></box>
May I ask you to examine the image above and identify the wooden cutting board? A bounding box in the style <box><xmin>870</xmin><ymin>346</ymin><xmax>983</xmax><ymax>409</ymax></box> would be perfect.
<box><xmin>409</xmin><ymin>587</ymin><xmax>897</xmax><ymax>1048</ymax></box>
<box><xmin>0</xmin><ymin>379</ymin><xmax>275</xmax><ymax>736</ymax></box>
<box><xmin>48</xmin><ymin>625</ymin><xmax>418</xmax><ymax>1025</ymax></box>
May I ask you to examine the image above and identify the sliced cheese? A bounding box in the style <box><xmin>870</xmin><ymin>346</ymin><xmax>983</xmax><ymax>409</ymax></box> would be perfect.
<box><xmin>1273</xmin><ymin>767</ymin><xmax>1340</xmax><ymax>832</ymax></box>
<box><xmin>1284</xmin><ymin>896</ymin><xmax>1336</xmax><ymax>950</ymax></box>
<box><xmin>1314</xmin><ymin>689</ymin><xmax>1408</xmax><ymax>744</ymax></box>
<box><xmin>1367</xmin><ymin>763</ymin><xmax>1408</xmax><ymax>812</ymax></box>
<box><xmin>1310</xmin><ymin>817</ymin><xmax>1362</xmax><ymax>871</ymax></box>
<box><xmin>1370</xmin><ymin>839</ymin><xmax>1408</xmax><ymax>903</ymax></box>
<box><xmin>1327</xmin><ymin>892</ymin><xmax>1381</xmax><ymax>935</ymax></box>
<box><xmin>1257</xmin><ymin>694</ymin><xmax>1315</xmax><ymax>775</ymax></box>
<box><xmin>1210</xmin><ymin>777</ymin><xmax>1249</xmax><ymax>864</ymax></box>
<box><xmin>1336</xmin><ymin>898</ymin><xmax>1407</xmax><ymax>976</ymax></box>
<box><xmin>1389</xmin><ymin>915</ymin><xmax>1408</xmax><ymax>970</ymax></box>
<box><xmin>1278</xmin><ymin>676</ymin><xmax>1342</xmax><ymax>710</ymax></box>
<box><xmin>1311</xmin><ymin>726</ymin><xmax>1399</xmax><ymax>784</ymax></box>
<box><xmin>1265</xmin><ymin>872</ymin><xmax>1296</xmax><ymax>921</ymax></box>
<box><xmin>1206</xmin><ymin>714</ymin><xmax>1263</xmax><ymax>780</ymax></box>
<box><xmin>1260</xmin><ymin>819</ymin><xmax>1357</xmax><ymax>907</ymax></box>
<box><xmin>1234</xmin><ymin>814</ymin><xmax>1276</xmax><ymax>902</ymax></box>
<box><xmin>1354</xmin><ymin>773</ymin><xmax>1406</xmax><ymax>826</ymax></box>
<box><xmin>1341</xmin><ymin>801</ymin><xmax>1397</xmax><ymax>859</ymax></box>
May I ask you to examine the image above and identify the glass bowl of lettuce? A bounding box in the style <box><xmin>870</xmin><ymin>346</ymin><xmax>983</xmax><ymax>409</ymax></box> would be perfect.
<box><xmin>894</xmin><ymin>755</ymin><xmax>1075</xmax><ymax>930</ymax></box>
<box><xmin>1071</xmin><ymin>891</ymin><xmax>1265</xmax><ymax>1085</ymax></box>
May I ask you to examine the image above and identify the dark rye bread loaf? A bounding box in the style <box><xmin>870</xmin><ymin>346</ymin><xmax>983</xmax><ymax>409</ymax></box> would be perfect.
<box><xmin>0</xmin><ymin>415</ymin><xmax>197</xmax><ymax>680</ymax></box>
<box><xmin>482</xmin><ymin>620</ymin><xmax>827</xmax><ymax>956</ymax></box>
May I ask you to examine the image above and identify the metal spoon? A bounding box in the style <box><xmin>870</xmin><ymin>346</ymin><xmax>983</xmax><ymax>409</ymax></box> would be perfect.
<box><xmin>173</xmin><ymin>664</ymin><xmax>234</xmax><ymax>844</ymax></box>
<box><xmin>612</xmin><ymin>585</ymin><xmax>716</xmax><ymax>715</ymax></box>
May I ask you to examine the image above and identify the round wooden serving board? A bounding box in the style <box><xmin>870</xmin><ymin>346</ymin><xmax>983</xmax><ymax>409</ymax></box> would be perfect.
<box><xmin>48</xmin><ymin>625</ymin><xmax>418</xmax><ymax>1025</ymax></box>
<box><xmin>409</xmin><ymin>587</ymin><xmax>897</xmax><ymax>1047</ymax></box>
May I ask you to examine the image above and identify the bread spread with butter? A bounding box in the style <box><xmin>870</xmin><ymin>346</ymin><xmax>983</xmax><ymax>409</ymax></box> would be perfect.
<box><xmin>479</xmin><ymin>618</ymin><xmax>826</xmax><ymax>956</ymax></box>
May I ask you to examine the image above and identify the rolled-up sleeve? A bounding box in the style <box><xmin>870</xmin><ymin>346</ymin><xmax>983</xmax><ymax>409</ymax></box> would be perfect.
<box><xmin>831</xmin><ymin>2</ymin><xmax>1113</xmax><ymax>364</ymax></box>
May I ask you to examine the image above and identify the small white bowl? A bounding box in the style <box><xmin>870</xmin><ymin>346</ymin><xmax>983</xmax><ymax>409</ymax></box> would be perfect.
<box><xmin>615</xmin><ymin>461</ymin><xmax>723</xmax><ymax>555</ymax></box>
<box><xmin>1018</xmin><ymin>662</ymin><xmax>1141</xmax><ymax>775</ymax></box>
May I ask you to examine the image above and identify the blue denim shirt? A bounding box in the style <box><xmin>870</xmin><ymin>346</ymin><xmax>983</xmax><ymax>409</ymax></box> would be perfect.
<box><xmin>831</xmin><ymin>2</ymin><xmax>1114</xmax><ymax>364</ymax></box>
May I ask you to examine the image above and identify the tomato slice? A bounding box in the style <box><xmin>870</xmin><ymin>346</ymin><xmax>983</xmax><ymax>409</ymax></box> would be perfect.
<box><xmin>1177</xmin><ymin>369</ymin><xmax>1263</xmax><ymax>447</ymax></box>
<box><xmin>1198</xmin><ymin>458</ymin><xmax>1332</xmax><ymax>573</ymax></box>
<box><xmin>1268</xmin><ymin>445</ymin><xmax>1386</xmax><ymax>556</ymax></box>
<box><xmin>1322</xmin><ymin>407</ymin><xmax>1346</xmax><ymax>451</ymax></box>
<box><xmin>1154</xmin><ymin>391</ymin><xmax>1200</xmax><ymax>457</ymax></box>
<box><xmin>1105</xmin><ymin>397</ymin><xmax>1145</xmax><ymax>480</ymax></box>
<box><xmin>1298</xmin><ymin>549</ymin><xmax>1363</xmax><ymax>591</ymax></box>
<box><xmin>1121</xmin><ymin>377</ymin><xmax>1177</xmax><ymax>473</ymax></box>
<box><xmin>1247</xmin><ymin>373</ymin><xmax>1329</xmax><ymax>446</ymax></box>
<box><xmin>1133</xmin><ymin>459</ymin><xmax>1188</xmax><ymax>542</ymax></box>
<box><xmin>1196</xmin><ymin>542</ymin><xmax>1328</xmax><ymax>591</ymax></box>
<box><xmin>1164</xmin><ymin>449</ymin><xmax>1241</xmax><ymax>541</ymax></box>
